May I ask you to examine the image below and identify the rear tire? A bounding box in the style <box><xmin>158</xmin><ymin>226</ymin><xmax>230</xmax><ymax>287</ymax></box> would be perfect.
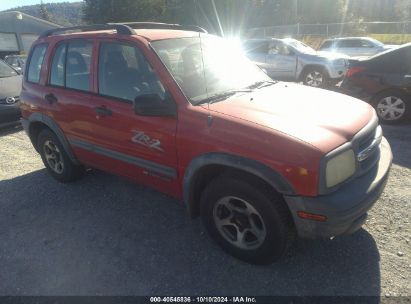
<box><xmin>371</xmin><ymin>90</ymin><xmax>410</xmax><ymax>124</ymax></box>
<box><xmin>37</xmin><ymin>129</ymin><xmax>84</xmax><ymax>183</ymax></box>
<box><xmin>200</xmin><ymin>175</ymin><xmax>294</xmax><ymax>264</ymax></box>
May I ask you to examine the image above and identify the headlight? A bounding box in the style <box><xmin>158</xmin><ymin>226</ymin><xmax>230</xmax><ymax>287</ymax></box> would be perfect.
<box><xmin>325</xmin><ymin>149</ymin><xmax>356</xmax><ymax>188</ymax></box>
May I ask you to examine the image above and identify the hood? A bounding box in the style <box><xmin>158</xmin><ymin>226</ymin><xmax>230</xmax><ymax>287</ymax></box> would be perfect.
<box><xmin>383</xmin><ymin>44</ymin><xmax>398</xmax><ymax>50</ymax></box>
<box><xmin>209</xmin><ymin>83</ymin><xmax>375</xmax><ymax>153</ymax></box>
<box><xmin>315</xmin><ymin>51</ymin><xmax>350</xmax><ymax>60</ymax></box>
<box><xmin>0</xmin><ymin>75</ymin><xmax>22</xmax><ymax>99</ymax></box>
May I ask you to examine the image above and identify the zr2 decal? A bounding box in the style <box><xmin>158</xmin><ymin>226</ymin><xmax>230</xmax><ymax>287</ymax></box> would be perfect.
<box><xmin>131</xmin><ymin>130</ymin><xmax>164</xmax><ymax>152</ymax></box>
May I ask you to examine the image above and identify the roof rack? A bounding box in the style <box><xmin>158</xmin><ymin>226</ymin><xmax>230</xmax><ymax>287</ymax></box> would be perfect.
<box><xmin>39</xmin><ymin>22</ymin><xmax>208</xmax><ymax>38</ymax></box>
<box><xmin>39</xmin><ymin>24</ymin><xmax>135</xmax><ymax>38</ymax></box>
<box><xmin>116</xmin><ymin>22</ymin><xmax>208</xmax><ymax>33</ymax></box>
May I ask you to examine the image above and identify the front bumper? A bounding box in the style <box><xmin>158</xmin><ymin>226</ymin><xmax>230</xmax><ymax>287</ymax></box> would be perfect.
<box><xmin>0</xmin><ymin>104</ymin><xmax>21</xmax><ymax>127</ymax></box>
<box><xmin>284</xmin><ymin>137</ymin><xmax>392</xmax><ymax>239</ymax></box>
<box><xmin>326</xmin><ymin>65</ymin><xmax>347</xmax><ymax>80</ymax></box>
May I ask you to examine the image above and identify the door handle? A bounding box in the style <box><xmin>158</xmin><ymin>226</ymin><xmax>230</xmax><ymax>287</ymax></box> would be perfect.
<box><xmin>45</xmin><ymin>93</ymin><xmax>58</xmax><ymax>104</ymax></box>
<box><xmin>94</xmin><ymin>106</ymin><xmax>112</xmax><ymax>117</ymax></box>
<box><xmin>405</xmin><ymin>75</ymin><xmax>411</xmax><ymax>78</ymax></box>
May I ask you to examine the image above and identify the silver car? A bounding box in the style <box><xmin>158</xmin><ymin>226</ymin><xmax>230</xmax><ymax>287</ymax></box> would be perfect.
<box><xmin>319</xmin><ymin>37</ymin><xmax>396</xmax><ymax>58</ymax></box>
<box><xmin>243</xmin><ymin>38</ymin><xmax>348</xmax><ymax>87</ymax></box>
<box><xmin>0</xmin><ymin>59</ymin><xmax>22</xmax><ymax>127</ymax></box>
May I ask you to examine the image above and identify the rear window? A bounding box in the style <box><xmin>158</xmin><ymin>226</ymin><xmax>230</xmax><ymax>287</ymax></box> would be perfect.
<box><xmin>27</xmin><ymin>44</ymin><xmax>47</xmax><ymax>83</ymax></box>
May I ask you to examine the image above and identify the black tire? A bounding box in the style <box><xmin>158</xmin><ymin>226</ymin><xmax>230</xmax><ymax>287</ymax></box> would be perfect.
<box><xmin>371</xmin><ymin>90</ymin><xmax>410</xmax><ymax>125</ymax></box>
<box><xmin>37</xmin><ymin>129</ymin><xmax>84</xmax><ymax>182</ymax></box>
<box><xmin>200</xmin><ymin>175</ymin><xmax>294</xmax><ymax>264</ymax></box>
<box><xmin>302</xmin><ymin>67</ymin><xmax>328</xmax><ymax>88</ymax></box>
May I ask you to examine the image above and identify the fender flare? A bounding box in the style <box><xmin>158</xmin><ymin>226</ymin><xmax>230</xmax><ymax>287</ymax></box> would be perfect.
<box><xmin>25</xmin><ymin>113</ymin><xmax>80</xmax><ymax>165</ymax></box>
<box><xmin>183</xmin><ymin>152</ymin><xmax>296</xmax><ymax>217</ymax></box>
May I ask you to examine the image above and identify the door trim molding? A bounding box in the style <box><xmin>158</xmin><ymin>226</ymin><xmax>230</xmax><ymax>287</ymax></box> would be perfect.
<box><xmin>69</xmin><ymin>138</ymin><xmax>177</xmax><ymax>179</ymax></box>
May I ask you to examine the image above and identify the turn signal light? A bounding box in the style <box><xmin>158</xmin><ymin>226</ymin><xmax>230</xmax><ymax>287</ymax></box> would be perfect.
<box><xmin>297</xmin><ymin>211</ymin><xmax>327</xmax><ymax>222</ymax></box>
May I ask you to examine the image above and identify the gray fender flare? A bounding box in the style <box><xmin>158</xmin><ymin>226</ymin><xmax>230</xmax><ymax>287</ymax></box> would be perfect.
<box><xmin>25</xmin><ymin>113</ymin><xmax>80</xmax><ymax>165</ymax></box>
<box><xmin>183</xmin><ymin>152</ymin><xmax>296</xmax><ymax>217</ymax></box>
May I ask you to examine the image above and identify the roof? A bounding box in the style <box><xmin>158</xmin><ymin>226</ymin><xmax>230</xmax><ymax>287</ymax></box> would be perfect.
<box><xmin>0</xmin><ymin>11</ymin><xmax>62</xmax><ymax>28</ymax></box>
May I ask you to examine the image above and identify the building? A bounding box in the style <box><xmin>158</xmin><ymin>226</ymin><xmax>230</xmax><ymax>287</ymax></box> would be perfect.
<box><xmin>0</xmin><ymin>11</ymin><xmax>61</xmax><ymax>58</ymax></box>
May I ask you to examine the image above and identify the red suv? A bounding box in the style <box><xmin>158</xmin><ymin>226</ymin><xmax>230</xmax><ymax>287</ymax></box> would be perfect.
<box><xmin>21</xmin><ymin>23</ymin><xmax>392</xmax><ymax>264</ymax></box>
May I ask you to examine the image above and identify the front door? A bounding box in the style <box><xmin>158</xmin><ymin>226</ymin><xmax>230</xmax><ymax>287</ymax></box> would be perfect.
<box><xmin>266</xmin><ymin>42</ymin><xmax>297</xmax><ymax>80</ymax></box>
<box><xmin>77</xmin><ymin>40</ymin><xmax>178</xmax><ymax>195</ymax></box>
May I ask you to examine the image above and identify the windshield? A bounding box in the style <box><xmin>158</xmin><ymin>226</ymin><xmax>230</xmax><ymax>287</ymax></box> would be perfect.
<box><xmin>286</xmin><ymin>40</ymin><xmax>317</xmax><ymax>55</ymax></box>
<box><xmin>151</xmin><ymin>36</ymin><xmax>271</xmax><ymax>104</ymax></box>
<box><xmin>0</xmin><ymin>60</ymin><xmax>18</xmax><ymax>78</ymax></box>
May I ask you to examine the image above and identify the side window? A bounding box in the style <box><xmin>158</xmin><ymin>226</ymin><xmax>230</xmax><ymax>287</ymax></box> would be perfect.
<box><xmin>360</xmin><ymin>40</ymin><xmax>374</xmax><ymax>48</ymax></box>
<box><xmin>27</xmin><ymin>44</ymin><xmax>47</xmax><ymax>83</ymax></box>
<box><xmin>319</xmin><ymin>40</ymin><xmax>332</xmax><ymax>50</ymax></box>
<box><xmin>50</xmin><ymin>43</ymin><xmax>67</xmax><ymax>87</ymax></box>
<box><xmin>66</xmin><ymin>41</ymin><xmax>92</xmax><ymax>91</ymax></box>
<box><xmin>338</xmin><ymin>40</ymin><xmax>356</xmax><ymax>48</ymax></box>
<box><xmin>98</xmin><ymin>42</ymin><xmax>165</xmax><ymax>102</ymax></box>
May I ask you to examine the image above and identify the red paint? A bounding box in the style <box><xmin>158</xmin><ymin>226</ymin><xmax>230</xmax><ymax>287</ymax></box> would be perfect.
<box><xmin>21</xmin><ymin>29</ymin><xmax>375</xmax><ymax>200</ymax></box>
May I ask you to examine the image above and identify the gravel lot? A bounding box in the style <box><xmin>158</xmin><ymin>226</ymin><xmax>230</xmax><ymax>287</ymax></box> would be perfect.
<box><xmin>0</xmin><ymin>124</ymin><xmax>410</xmax><ymax>296</ymax></box>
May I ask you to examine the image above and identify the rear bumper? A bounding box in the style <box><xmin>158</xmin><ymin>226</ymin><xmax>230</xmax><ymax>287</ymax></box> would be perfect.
<box><xmin>339</xmin><ymin>80</ymin><xmax>373</xmax><ymax>102</ymax></box>
<box><xmin>284</xmin><ymin>137</ymin><xmax>392</xmax><ymax>239</ymax></box>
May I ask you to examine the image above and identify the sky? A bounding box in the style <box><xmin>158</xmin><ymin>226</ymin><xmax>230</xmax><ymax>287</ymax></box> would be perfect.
<box><xmin>0</xmin><ymin>0</ymin><xmax>80</xmax><ymax>11</ymax></box>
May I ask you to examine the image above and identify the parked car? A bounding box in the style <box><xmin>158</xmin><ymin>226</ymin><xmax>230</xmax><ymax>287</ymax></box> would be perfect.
<box><xmin>0</xmin><ymin>59</ymin><xmax>22</xmax><ymax>128</ymax></box>
<box><xmin>319</xmin><ymin>37</ymin><xmax>396</xmax><ymax>58</ymax></box>
<box><xmin>21</xmin><ymin>23</ymin><xmax>392</xmax><ymax>264</ymax></box>
<box><xmin>4</xmin><ymin>55</ymin><xmax>27</xmax><ymax>74</ymax></box>
<box><xmin>243</xmin><ymin>38</ymin><xmax>349</xmax><ymax>87</ymax></box>
<box><xmin>341</xmin><ymin>43</ymin><xmax>411</xmax><ymax>124</ymax></box>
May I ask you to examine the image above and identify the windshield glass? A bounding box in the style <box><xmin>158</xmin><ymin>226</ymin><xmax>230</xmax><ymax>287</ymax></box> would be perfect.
<box><xmin>286</xmin><ymin>40</ymin><xmax>317</xmax><ymax>54</ymax></box>
<box><xmin>0</xmin><ymin>60</ymin><xmax>18</xmax><ymax>77</ymax></box>
<box><xmin>152</xmin><ymin>36</ymin><xmax>271</xmax><ymax>104</ymax></box>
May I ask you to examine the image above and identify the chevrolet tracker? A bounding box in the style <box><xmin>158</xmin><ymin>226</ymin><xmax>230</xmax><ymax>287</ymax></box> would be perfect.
<box><xmin>20</xmin><ymin>23</ymin><xmax>392</xmax><ymax>264</ymax></box>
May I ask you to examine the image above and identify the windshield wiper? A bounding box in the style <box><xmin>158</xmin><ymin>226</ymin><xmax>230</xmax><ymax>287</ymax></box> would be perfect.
<box><xmin>195</xmin><ymin>89</ymin><xmax>252</xmax><ymax>105</ymax></box>
<box><xmin>247</xmin><ymin>80</ymin><xmax>278</xmax><ymax>90</ymax></box>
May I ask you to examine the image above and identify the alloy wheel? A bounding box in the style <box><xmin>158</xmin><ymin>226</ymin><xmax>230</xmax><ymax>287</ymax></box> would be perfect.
<box><xmin>213</xmin><ymin>196</ymin><xmax>266</xmax><ymax>250</ymax></box>
<box><xmin>43</xmin><ymin>140</ymin><xmax>64</xmax><ymax>174</ymax></box>
<box><xmin>305</xmin><ymin>71</ymin><xmax>323</xmax><ymax>87</ymax></box>
<box><xmin>377</xmin><ymin>96</ymin><xmax>406</xmax><ymax>121</ymax></box>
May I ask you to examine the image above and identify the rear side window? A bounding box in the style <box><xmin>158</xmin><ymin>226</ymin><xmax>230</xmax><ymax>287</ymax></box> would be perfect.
<box><xmin>49</xmin><ymin>40</ymin><xmax>92</xmax><ymax>91</ymax></box>
<box><xmin>337</xmin><ymin>40</ymin><xmax>358</xmax><ymax>48</ymax></box>
<box><xmin>243</xmin><ymin>41</ymin><xmax>268</xmax><ymax>54</ymax></box>
<box><xmin>319</xmin><ymin>40</ymin><xmax>333</xmax><ymax>50</ymax></box>
<box><xmin>50</xmin><ymin>44</ymin><xmax>67</xmax><ymax>87</ymax></box>
<box><xmin>27</xmin><ymin>44</ymin><xmax>47</xmax><ymax>83</ymax></box>
<box><xmin>66</xmin><ymin>41</ymin><xmax>92</xmax><ymax>91</ymax></box>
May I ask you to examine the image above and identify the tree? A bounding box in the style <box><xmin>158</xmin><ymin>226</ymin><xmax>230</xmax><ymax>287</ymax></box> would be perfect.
<box><xmin>39</xmin><ymin>0</ymin><xmax>52</xmax><ymax>22</ymax></box>
<box><xmin>83</xmin><ymin>0</ymin><xmax>167</xmax><ymax>24</ymax></box>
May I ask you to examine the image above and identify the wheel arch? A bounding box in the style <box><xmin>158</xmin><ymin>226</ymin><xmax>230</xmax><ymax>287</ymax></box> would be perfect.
<box><xmin>24</xmin><ymin>113</ymin><xmax>80</xmax><ymax>165</ymax></box>
<box><xmin>299</xmin><ymin>64</ymin><xmax>329</xmax><ymax>81</ymax></box>
<box><xmin>183</xmin><ymin>153</ymin><xmax>296</xmax><ymax>218</ymax></box>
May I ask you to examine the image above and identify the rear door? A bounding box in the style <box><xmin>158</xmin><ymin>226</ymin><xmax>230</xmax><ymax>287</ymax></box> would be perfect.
<box><xmin>45</xmin><ymin>39</ymin><xmax>97</xmax><ymax>142</ymax></box>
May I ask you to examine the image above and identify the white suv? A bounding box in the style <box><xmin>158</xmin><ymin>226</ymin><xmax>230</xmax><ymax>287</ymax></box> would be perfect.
<box><xmin>319</xmin><ymin>37</ymin><xmax>395</xmax><ymax>58</ymax></box>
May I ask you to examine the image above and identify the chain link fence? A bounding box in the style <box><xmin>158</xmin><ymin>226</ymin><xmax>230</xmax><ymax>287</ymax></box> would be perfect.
<box><xmin>246</xmin><ymin>21</ymin><xmax>411</xmax><ymax>39</ymax></box>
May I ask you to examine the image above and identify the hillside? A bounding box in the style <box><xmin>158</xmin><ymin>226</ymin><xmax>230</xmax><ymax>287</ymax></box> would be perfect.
<box><xmin>4</xmin><ymin>2</ymin><xmax>84</xmax><ymax>26</ymax></box>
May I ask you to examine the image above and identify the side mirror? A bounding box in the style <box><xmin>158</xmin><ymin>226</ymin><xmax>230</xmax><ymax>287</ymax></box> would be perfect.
<box><xmin>133</xmin><ymin>93</ymin><xmax>177</xmax><ymax>117</ymax></box>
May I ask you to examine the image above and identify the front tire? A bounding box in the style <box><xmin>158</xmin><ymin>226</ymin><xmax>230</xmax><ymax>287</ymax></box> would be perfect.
<box><xmin>372</xmin><ymin>90</ymin><xmax>410</xmax><ymax>124</ymax></box>
<box><xmin>37</xmin><ymin>129</ymin><xmax>84</xmax><ymax>182</ymax></box>
<box><xmin>302</xmin><ymin>67</ymin><xmax>328</xmax><ymax>88</ymax></box>
<box><xmin>200</xmin><ymin>175</ymin><xmax>294</xmax><ymax>264</ymax></box>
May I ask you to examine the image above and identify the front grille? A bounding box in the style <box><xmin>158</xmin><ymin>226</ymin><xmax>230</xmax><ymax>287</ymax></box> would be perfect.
<box><xmin>0</xmin><ymin>96</ymin><xmax>20</xmax><ymax>105</ymax></box>
<box><xmin>353</xmin><ymin>123</ymin><xmax>382</xmax><ymax>175</ymax></box>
